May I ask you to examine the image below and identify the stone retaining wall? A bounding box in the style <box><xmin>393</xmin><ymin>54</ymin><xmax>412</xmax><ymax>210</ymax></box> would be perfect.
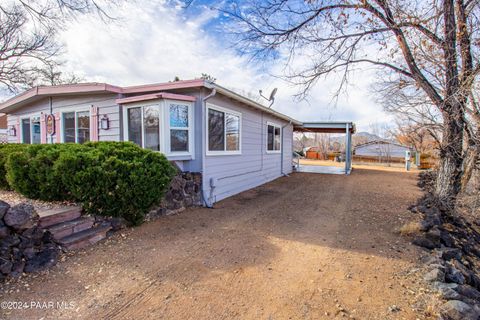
<box><xmin>0</xmin><ymin>201</ymin><xmax>59</xmax><ymax>280</ymax></box>
<box><xmin>146</xmin><ymin>169</ymin><xmax>202</xmax><ymax>220</ymax></box>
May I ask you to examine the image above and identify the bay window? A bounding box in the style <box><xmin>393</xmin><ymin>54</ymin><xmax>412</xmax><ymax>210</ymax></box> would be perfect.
<box><xmin>126</xmin><ymin>105</ymin><xmax>160</xmax><ymax>151</ymax></box>
<box><xmin>124</xmin><ymin>100</ymin><xmax>193</xmax><ymax>156</ymax></box>
<box><xmin>267</xmin><ymin>123</ymin><xmax>281</xmax><ymax>152</ymax></box>
<box><xmin>127</xmin><ymin>107</ymin><xmax>142</xmax><ymax>147</ymax></box>
<box><xmin>207</xmin><ymin>105</ymin><xmax>241</xmax><ymax>155</ymax></box>
<box><xmin>169</xmin><ymin>104</ymin><xmax>189</xmax><ymax>152</ymax></box>
<box><xmin>63</xmin><ymin>111</ymin><xmax>90</xmax><ymax>144</ymax></box>
<box><xmin>143</xmin><ymin>106</ymin><xmax>160</xmax><ymax>151</ymax></box>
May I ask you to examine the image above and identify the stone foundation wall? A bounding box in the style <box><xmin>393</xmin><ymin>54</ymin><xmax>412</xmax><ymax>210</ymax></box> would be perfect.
<box><xmin>0</xmin><ymin>201</ymin><xmax>59</xmax><ymax>280</ymax></box>
<box><xmin>147</xmin><ymin>170</ymin><xmax>202</xmax><ymax>220</ymax></box>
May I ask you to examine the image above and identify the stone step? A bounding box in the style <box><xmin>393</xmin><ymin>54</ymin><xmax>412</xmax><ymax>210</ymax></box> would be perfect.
<box><xmin>38</xmin><ymin>207</ymin><xmax>82</xmax><ymax>228</ymax></box>
<box><xmin>57</xmin><ymin>224</ymin><xmax>111</xmax><ymax>250</ymax></box>
<box><xmin>47</xmin><ymin>216</ymin><xmax>95</xmax><ymax>240</ymax></box>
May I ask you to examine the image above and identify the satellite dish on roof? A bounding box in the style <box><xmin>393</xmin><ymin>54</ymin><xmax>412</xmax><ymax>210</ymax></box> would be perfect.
<box><xmin>259</xmin><ymin>87</ymin><xmax>278</xmax><ymax>108</ymax></box>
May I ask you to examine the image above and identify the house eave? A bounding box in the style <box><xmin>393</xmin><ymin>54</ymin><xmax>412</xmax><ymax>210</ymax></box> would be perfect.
<box><xmin>208</xmin><ymin>83</ymin><xmax>303</xmax><ymax>126</ymax></box>
<box><xmin>1</xmin><ymin>79</ymin><xmax>306</xmax><ymax>126</ymax></box>
<box><xmin>0</xmin><ymin>83</ymin><xmax>123</xmax><ymax>113</ymax></box>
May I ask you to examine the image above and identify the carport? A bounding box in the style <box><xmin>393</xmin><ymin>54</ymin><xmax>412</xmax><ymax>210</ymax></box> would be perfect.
<box><xmin>294</xmin><ymin>122</ymin><xmax>356</xmax><ymax>175</ymax></box>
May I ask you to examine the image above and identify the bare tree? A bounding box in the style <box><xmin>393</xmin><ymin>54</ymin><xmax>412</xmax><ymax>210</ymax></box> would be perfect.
<box><xmin>216</xmin><ymin>0</ymin><xmax>480</xmax><ymax>209</ymax></box>
<box><xmin>0</xmin><ymin>0</ymin><xmax>115</xmax><ymax>93</ymax></box>
<box><xmin>315</xmin><ymin>133</ymin><xmax>332</xmax><ymax>160</ymax></box>
<box><xmin>31</xmin><ymin>62</ymin><xmax>84</xmax><ymax>87</ymax></box>
<box><xmin>394</xmin><ymin>120</ymin><xmax>440</xmax><ymax>155</ymax></box>
<box><xmin>293</xmin><ymin>132</ymin><xmax>311</xmax><ymax>153</ymax></box>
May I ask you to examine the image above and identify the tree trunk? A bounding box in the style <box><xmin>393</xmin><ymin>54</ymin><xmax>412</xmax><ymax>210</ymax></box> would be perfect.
<box><xmin>434</xmin><ymin>108</ymin><xmax>464</xmax><ymax>209</ymax></box>
<box><xmin>461</xmin><ymin>147</ymin><xmax>479</xmax><ymax>192</ymax></box>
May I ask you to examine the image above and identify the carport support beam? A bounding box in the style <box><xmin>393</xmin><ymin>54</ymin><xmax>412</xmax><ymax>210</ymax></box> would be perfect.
<box><xmin>345</xmin><ymin>125</ymin><xmax>352</xmax><ymax>174</ymax></box>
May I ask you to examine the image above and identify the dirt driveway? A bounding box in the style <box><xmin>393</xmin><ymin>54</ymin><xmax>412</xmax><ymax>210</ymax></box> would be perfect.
<box><xmin>1</xmin><ymin>169</ymin><xmax>433</xmax><ymax>320</ymax></box>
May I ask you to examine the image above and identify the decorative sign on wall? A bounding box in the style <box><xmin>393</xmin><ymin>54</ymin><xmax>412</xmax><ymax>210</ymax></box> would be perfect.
<box><xmin>46</xmin><ymin>114</ymin><xmax>55</xmax><ymax>136</ymax></box>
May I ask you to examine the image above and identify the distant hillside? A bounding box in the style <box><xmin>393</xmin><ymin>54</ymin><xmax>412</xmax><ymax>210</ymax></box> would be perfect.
<box><xmin>328</xmin><ymin>131</ymin><xmax>384</xmax><ymax>146</ymax></box>
<box><xmin>354</xmin><ymin>132</ymin><xmax>383</xmax><ymax>141</ymax></box>
<box><xmin>294</xmin><ymin>131</ymin><xmax>394</xmax><ymax>151</ymax></box>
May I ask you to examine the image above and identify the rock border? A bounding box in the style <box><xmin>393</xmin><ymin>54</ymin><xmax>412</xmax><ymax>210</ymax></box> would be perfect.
<box><xmin>410</xmin><ymin>172</ymin><xmax>480</xmax><ymax>320</ymax></box>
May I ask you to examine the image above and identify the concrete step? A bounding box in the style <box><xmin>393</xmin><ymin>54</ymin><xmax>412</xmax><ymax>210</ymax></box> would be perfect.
<box><xmin>38</xmin><ymin>207</ymin><xmax>82</xmax><ymax>228</ymax></box>
<box><xmin>47</xmin><ymin>216</ymin><xmax>95</xmax><ymax>240</ymax></box>
<box><xmin>57</xmin><ymin>224</ymin><xmax>111</xmax><ymax>250</ymax></box>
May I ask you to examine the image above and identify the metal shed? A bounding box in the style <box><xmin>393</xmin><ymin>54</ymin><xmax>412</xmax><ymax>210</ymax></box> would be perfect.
<box><xmin>294</xmin><ymin>122</ymin><xmax>356</xmax><ymax>175</ymax></box>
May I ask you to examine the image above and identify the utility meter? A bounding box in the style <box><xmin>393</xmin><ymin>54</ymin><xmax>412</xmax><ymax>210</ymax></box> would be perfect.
<box><xmin>405</xmin><ymin>150</ymin><xmax>412</xmax><ymax>171</ymax></box>
<box><xmin>405</xmin><ymin>150</ymin><xmax>411</xmax><ymax>161</ymax></box>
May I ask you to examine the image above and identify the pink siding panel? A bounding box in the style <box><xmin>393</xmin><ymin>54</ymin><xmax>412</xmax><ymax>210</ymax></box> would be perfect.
<box><xmin>40</xmin><ymin>113</ymin><xmax>47</xmax><ymax>144</ymax></box>
<box><xmin>55</xmin><ymin>112</ymin><xmax>61</xmax><ymax>143</ymax></box>
<box><xmin>90</xmin><ymin>105</ymin><xmax>99</xmax><ymax>142</ymax></box>
<box><xmin>16</xmin><ymin>118</ymin><xmax>20</xmax><ymax>143</ymax></box>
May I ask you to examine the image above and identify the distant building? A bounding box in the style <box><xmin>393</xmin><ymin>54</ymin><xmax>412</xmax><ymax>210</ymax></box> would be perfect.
<box><xmin>354</xmin><ymin>140</ymin><xmax>413</xmax><ymax>159</ymax></box>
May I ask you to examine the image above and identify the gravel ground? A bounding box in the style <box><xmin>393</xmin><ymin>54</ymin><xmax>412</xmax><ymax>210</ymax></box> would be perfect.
<box><xmin>0</xmin><ymin>190</ymin><xmax>77</xmax><ymax>212</ymax></box>
<box><xmin>0</xmin><ymin>169</ymin><xmax>437</xmax><ymax>319</ymax></box>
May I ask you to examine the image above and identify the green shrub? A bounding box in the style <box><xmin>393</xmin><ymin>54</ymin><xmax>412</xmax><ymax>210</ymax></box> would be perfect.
<box><xmin>0</xmin><ymin>144</ymin><xmax>28</xmax><ymax>189</ymax></box>
<box><xmin>56</xmin><ymin>142</ymin><xmax>176</xmax><ymax>225</ymax></box>
<box><xmin>6</xmin><ymin>144</ymin><xmax>86</xmax><ymax>200</ymax></box>
<box><xmin>4</xmin><ymin>142</ymin><xmax>175</xmax><ymax>225</ymax></box>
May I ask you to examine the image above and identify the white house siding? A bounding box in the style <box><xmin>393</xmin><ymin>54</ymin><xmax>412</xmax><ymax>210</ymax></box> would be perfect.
<box><xmin>203</xmin><ymin>94</ymin><xmax>293</xmax><ymax>203</ymax></box>
<box><xmin>282</xmin><ymin>123</ymin><xmax>293</xmax><ymax>175</ymax></box>
<box><xmin>7</xmin><ymin>94</ymin><xmax>120</xmax><ymax>143</ymax></box>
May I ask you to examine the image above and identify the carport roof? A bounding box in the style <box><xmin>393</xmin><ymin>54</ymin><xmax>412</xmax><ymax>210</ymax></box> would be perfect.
<box><xmin>294</xmin><ymin>121</ymin><xmax>356</xmax><ymax>134</ymax></box>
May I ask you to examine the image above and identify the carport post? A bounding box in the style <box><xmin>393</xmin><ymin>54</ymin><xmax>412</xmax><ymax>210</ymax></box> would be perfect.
<box><xmin>345</xmin><ymin>124</ymin><xmax>352</xmax><ymax>174</ymax></box>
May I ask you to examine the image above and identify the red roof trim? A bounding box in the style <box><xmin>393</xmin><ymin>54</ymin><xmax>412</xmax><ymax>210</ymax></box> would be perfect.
<box><xmin>122</xmin><ymin>79</ymin><xmax>205</xmax><ymax>94</ymax></box>
<box><xmin>116</xmin><ymin>92</ymin><xmax>196</xmax><ymax>104</ymax></box>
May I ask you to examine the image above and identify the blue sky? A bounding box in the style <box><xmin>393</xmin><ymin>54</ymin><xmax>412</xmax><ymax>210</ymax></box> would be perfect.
<box><xmin>28</xmin><ymin>0</ymin><xmax>391</xmax><ymax>131</ymax></box>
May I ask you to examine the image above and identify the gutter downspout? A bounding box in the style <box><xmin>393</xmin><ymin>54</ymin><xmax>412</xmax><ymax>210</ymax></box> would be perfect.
<box><xmin>281</xmin><ymin>120</ymin><xmax>292</xmax><ymax>176</ymax></box>
<box><xmin>49</xmin><ymin>97</ymin><xmax>53</xmax><ymax>144</ymax></box>
<box><xmin>201</xmin><ymin>88</ymin><xmax>216</xmax><ymax>208</ymax></box>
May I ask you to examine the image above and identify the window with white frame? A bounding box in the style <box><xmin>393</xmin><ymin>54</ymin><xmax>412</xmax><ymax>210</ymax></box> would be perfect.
<box><xmin>21</xmin><ymin>116</ymin><xmax>41</xmax><ymax>144</ymax></box>
<box><xmin>126</xmin><ymin>105</ymin><xmax>160</xmax><ymax>151</ymax></box>
<box><xmin>124</xmin><ymin>101</ymin><xmax>194</xmax><ymax>156</ymax></box>
<box><xmin>169</xmin><ymin>103</ymin><xmax>189</xmax><ymax>152</ymax></box>
<box><xmin>267</xmin><ymin>123</ymin><xmax>281</xmax><ymax>152</ymax></box>
<box><xmin>63</xmin><ymin>111</ymin><xmax>90</xmax><ymax>144</ymax></box>
<box><xmin>207</xmin><ymin>105</ymin><xmax>241</xmax><ymax>154</ymax></box>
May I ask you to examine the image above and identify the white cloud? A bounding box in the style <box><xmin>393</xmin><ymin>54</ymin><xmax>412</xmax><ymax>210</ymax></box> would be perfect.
<box><xmin>59</xmin><ymin>1</ymin><xmax>390</xmax><ymax>131</ymax></box>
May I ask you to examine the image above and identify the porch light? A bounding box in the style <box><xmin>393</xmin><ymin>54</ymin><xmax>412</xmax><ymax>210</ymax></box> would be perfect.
<box><xmin>100</xmin><ymin>115</ymin><xmax>110</xmax><ymax>130</ymax></box>
<box><xmin>8</xmin><ymin>126</ymin><xmax>16</xmax><ymax>137</ymax></box>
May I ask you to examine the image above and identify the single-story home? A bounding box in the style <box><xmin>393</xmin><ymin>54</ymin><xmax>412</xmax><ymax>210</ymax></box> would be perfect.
<box><xmin>0</xmin><ymin>79</ymin><xmax>354</xmax><ymax>206</ymax></box>
<box><xmin>354</xmin><ymin>140</ymin><xmax>413</xmax><ymax>159</ymax></box>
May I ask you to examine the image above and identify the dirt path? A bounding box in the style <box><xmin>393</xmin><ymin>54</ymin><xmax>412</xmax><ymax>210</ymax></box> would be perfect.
<box><xmin>1</xmin><ymin>169</ymin><xmax>433</xmax><ymax>319</ymax></box>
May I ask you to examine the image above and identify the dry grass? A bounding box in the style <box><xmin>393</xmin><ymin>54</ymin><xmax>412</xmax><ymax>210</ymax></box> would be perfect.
<box><xmin>398</xmin><ymin>221</ymin><xmax>423</xmax><ymax>236</ymax></box>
